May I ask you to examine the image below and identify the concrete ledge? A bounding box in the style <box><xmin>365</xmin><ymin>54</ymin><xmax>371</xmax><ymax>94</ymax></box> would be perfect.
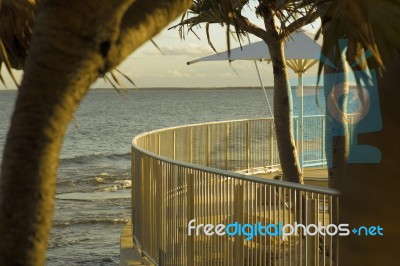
<box><xmin>120</xmin><ymin>221</ymin><xmax>145</xmax><ymax>266</ymax></box>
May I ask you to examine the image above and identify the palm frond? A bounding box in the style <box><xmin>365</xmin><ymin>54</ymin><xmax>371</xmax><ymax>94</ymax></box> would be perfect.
<box><xmin>320</xmin><ymin>0</ymin><xmax>400</xmax><ymax>72</ymax></box>
<box><xmin>206</xmin><ymin>23</ymin><xmax>218</xmax><ymax>53</ymax></box>
<box><xmin>114</xmin><ymin>68</ymin><xmax>137</xmax><ymax>88</ymax></box>
<box><xmin>103</xmin><ymin>68</ymin><xmax>137</xmax><ymax>94</ymax></box>
<box><xmin>0</xmin><ymin>0</ymin><xmax>139</xmax><ymax>92</ymax></box>
<box><xmin>0</xmin><ymin>39</ymin><xmax>20</xmax><ymax>88</ymax></box>
<box><xmin>0</xmin><ymin>0</ymin><xmax>39</xmax><ymax>88</ymax></box>
<box><xmin>150</xmin><ymin>39</ymin><xmax>165</xmax><ymax>55</ymax></box>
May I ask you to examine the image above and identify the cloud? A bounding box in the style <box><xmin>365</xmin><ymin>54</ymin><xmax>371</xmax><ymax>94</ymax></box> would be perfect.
<box><xmin>216</xmin><ymin>72</ymin><xmax>237</xmax><ymax>78</ymax></box>
<box><xmin>193</xmin><ymin>72</ymin><xmax>208</xmax><ymax>78</ymax></box>
<box><xmin>142</xmin><ymin>43</ymin><xmax>214</xmax><ymax>57</ymax></box>
<box><xmin>168</xmin><ymin>70</ymin><xmax>190</xmax><ymax>77</ymax></box>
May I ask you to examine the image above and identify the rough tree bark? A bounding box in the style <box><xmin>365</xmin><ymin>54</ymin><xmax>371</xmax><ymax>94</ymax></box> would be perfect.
<box><xmin>324</xmin><ymin>49</ymin><xmax>349</xmax><ymax>190</ymax></box>
<box><xmin>317</xmin><ymin>1</ymin><xmax>349</xmax><ymax>190</ymax></box>
<box><xmin>268</xmin><ymin>40</ymin><xmax>304</xmax><ymax>184</ymax></box>
<box><xmin>0</xmin><ymin>0</ymin><xmax>191</xmax><ymax>265</ymax></box>
<box><xmin>339</xmin><ymin>56</ymin><xmax>400</xmax><ymax>266</ymax></box>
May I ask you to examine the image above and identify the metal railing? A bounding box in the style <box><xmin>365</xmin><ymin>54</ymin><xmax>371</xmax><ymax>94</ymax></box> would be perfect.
<box><xmin>131</xmin><ymin>117</ymin><xmax>340</xmax><ymax>265</ymax></box>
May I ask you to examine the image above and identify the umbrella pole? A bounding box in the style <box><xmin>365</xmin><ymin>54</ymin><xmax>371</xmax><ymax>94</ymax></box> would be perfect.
<box><xmin>298</xmin><ymin>71</ymin><xmax>304</xmax><ymax>172</ymax></box>
<box><xmin>246</xmin><ymin>33</ymin><xmax>273</xmax><ymax>117</ymax></box>
<box><xmin>253</xmin><ymin>60</ymin><xmax>273</xmax><ymax>117</ymax></box>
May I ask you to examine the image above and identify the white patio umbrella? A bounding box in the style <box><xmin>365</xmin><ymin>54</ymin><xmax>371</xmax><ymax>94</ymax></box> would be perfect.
<box><xmin>187</xmin><ymin>31</ymin><xmax>322</xmax><ymax>170</ymax></box>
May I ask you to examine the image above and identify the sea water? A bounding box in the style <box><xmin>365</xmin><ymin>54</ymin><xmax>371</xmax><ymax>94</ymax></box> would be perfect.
<box><xmin>0</xmin><ymin>88</ymin><xmax>330</xmax><ymax>265</ymax></box>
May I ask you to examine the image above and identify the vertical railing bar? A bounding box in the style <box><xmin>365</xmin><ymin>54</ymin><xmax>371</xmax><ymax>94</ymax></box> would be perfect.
<box><xmin>189</xmin><ymin>127</ymin><xmax>193</xmax><ymax>164</ymax></box>
<box><xmin>323</xmin><ymin>194</ymin><xmax>326</xmax><ymax>266</ymax></box>
<box><xmin>209</xmin><ymin>172</ymin><xmax>213</xmax><ymax>266</ymax></box>
<box><xmin>201</xmin><ymin>170</ymin><xmax>205</xmax><ymax>266</ymax></box>
<box><xmin>317</xmin><ymin>193</ymin><xmax>320</xmax><ymax>266</ymax></box>
<box><xmin>269</xmin><ymin>185</ymin><xmax>272</xmax><ymax>266</ymax></box>
<box><xmin>234</xmin><ymin>182</ymin><xmax>244</xmax><ymax>266</ymax></box>
<box><xmin>218</xmin><ymin>174</ymin><xmax>222</xmax><ymax>266</ymax></box>
<box><xmin>263</xmin><ymin>185</ymin><xmax>267</xmax><ymax>266</ymax></box>
<box><xmin>289</xmin><ymin>188</ymin><xmax>292</xmax><ymax>266</ymax></box>
<box><xmin>169</xmin><ymin>164</ymin><xmax>173</xmax><ymax>265</ymax></box>
<box><xmin>180</xmin><ymin>167</ymin><xmax>184</xmax><ymax>266</ymax></box>
<box><xmin>322</xmin><ymin>116</ymin><xmax>326</xmax><ymax>165</ymax></box>
<box><xmin>165</xmin><ymin>163</ymin><xmax>169</xmax><ymax>265</ymax></box>
<box><xmin>270</xmin><ymin>121</ymin><xmax>274</xmax><ymax>166</ymax></box>
<box><xmin>246</xmin><ymin>121</ymin><xmax>250</xmax><ymax>171</ymax></box>
<box><xmin>278</xmin><ymin>186</ymin><xmax>281</xmax><ymax>266</ymax></box>
<box><xmin>226</xmin><ymin>174</ymin><xmax>230</xmax><ymax>266</ymax></box>
<box><xmin>157</xmin><ymin>133</ymin><xmax>161</xmax><ymax>156</ymax></box>
<box><xmin>204</xmin><ymin>171</ymin><xmax>208</xmax><ymax>266</ymax></box>
<box><xmin>299</xmin><ymin>191</ymin><xmax>303</xmax><ymax>266</ymax></box>
<box><xmin>254</xmin><ymin>182</ymin><xmax>258</xmax><ymax>266</ymax></box>
<box><xmin>207</xmin><ymin>172</ymin><xmax>211</xmax><ymax>266</ymax></box>
<box><xmin>283</xmin><ymin>187</ymin><xmax>286</xmax><ymax>266</ymax></box>
<box><xmin>172</xmin><ymin>164</ymin><xmax>175</xmax><ymax>265</ymax></box>
<box><xmin>294</xmin><ymin>189</ymin><xmax>297</xmax><ymax>266</ymax></box>
<box><xmin>173</xmin><ymin>130</ymin><xmax>176</xmax><ymax>160</ymax></box>
<box><xmin>161</xmin><ymin>160</ymin><xmax>166</xmax><ymax>265</ymax></box>
<box><xmin>207</xmin><ymin>125</ymin><xmax>211</xmax><ymax>167</ymax></box>
<box><xmin>225</xmin><ymin>124</ymin><xmax>230</xmax><ymax>171</ymax></box>
<box><xmin>273</xmin><ymin>185</ymin><xmax>276</xmax><ymax>266</ymax></box>
<box><xmin>173</xmin><ymin>164</ymin><xmax>177</xmax><ymax>265</ymax></box>
<box><xmin>246</xmin><ymin>181</ymin><xmax>249</xmax><ymax>266</ymax></box>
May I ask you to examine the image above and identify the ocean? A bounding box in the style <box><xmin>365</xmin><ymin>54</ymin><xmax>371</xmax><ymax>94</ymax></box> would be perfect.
<box><xmin>0</xmin><ymin>88</ymin><xmax>330</xmax><ymax>265</ymax></box>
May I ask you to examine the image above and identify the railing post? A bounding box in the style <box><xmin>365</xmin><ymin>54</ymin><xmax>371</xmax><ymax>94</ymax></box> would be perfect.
<box><xmin>189</xmin><ymin>128</ymin><xmax>193</xmax><ymax>164</ymax></box>
<box><xmin>207</xmin><ymin>125</ymin><xmax>211</xmax><ymax>167</ymax></box>
<box><xmin>157</xmin><ymin>133</ymin><xmax>161</xmax><ymax>156</ymax></box>
<box><xmin>234</xmin><ymin>184</ymin><xmax>244</xmax><ymax>266</ymax></box>
<box><xmin>173</xmin><ymin>130</ymin><xmax>176</xmax><ymax>160</ymax></box>
<box><xmin>187</xmin><ymin>173</ymin><xmax>195</xmax><ymax>265</ymax></box>
<box><xmin>156</xmin><ymin>160</ymin><xmax>163</xmax><ymax>265</ymax></box>
<box><xmin>270</xmin><ymin>121</ymin><xmax>274</xmax><ymax>166</ymax></box>
<box><xmin>225</xmin><ymin>124</ymin><xmax>229</xmax><ymax>170</ymax></box>
<box><xmin>306</xmin><ymin>198</ymin><xmax>317</xmax><ymax>265</ymax></box>
<box><xmin>131</xmin><ymin>146</ymin><xmax>137</xmax><ymax>239</ymax></box>
<box><xmin>322</xmin><ymin>116</ymin><xmax>326</xmax><ymax>165</ymax></box>
<box><xmin>246</xmin><ymin>122</ymin><xmax>250</xmax><ymax>171</ymax></box>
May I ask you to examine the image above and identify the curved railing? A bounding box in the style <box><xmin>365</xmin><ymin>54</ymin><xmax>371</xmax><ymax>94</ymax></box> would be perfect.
<box><xmin>131</xmin><ymin>117</ymin><xmax>339</xmax><ymax>265</ymax></box>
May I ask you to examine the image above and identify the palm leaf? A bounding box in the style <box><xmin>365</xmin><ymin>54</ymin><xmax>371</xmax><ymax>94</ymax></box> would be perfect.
<box><xmin>0</xmin><ymin>0</ymin><xmax>137</xmax><ymax>92</ymax></box>
<box><xmin>320</xmin><ymin>0</ymin><xmax>400</xmax><ymax>72</ymax></box>
<box><xmin>0</xmin><ymin>0</ymin><xmax>39</xmax><ymax>88</ymax></box>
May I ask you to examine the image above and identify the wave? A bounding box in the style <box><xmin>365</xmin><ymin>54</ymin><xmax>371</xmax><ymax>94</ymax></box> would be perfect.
<box><xmin>53</xmin><ymin>218</ymin><xmax>129</xmax><ymax>228</ymax></box>
<box><xmin>56</xmin><ymin>189</ymin><xmax>131</xmax><ymax>201</ymax></box>
<box><xmin>59</xmin><ymin>152</ymin><xmax>130</xmax><ymax>165</ymax></box>
<box><xmin>57</xmin><ymin>172</ymin><xmax>130</xmax><ymax>186</ymax></box>
<box><xmin>98</xmin><ymin>180</ymin><xmax>131</xmax><ymax>191</ymax></box>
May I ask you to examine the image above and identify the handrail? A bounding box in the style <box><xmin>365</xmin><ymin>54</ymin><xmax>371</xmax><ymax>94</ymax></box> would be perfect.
<box><xmin>131</xmin><ymin>117</ymin><xmax>340</xmax><ymax>265</ymax></box>
<box><xmin>132</xmin><ymin>130</ymin><xmax>339</xmax><ymax>196</ymax></box>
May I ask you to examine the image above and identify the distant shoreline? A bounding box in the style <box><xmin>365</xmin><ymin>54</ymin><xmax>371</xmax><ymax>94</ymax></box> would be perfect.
<box><xmin>90</xmin><ymin>86</ymin><xmax>328</xmax><ymax>91</ymax></box>
<box><xmin>90</xmin><ymin>87</ymin><xmax>273</xmax><ymax>91</ymax></box>
<box><xmin>1</xmin><ymin>86</ymin><xmax>365</xmax><ymax>92</ymax></box>
<box><xmin>0</xmin><ymin>87</ymin><xmax>271</xmax><ymax>92</ymax></box>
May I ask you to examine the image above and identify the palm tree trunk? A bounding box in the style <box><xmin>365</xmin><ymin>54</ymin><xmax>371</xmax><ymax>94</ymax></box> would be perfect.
<box><xmin>0</xmin><ymin>0</ymin><xmax>191</xmax><ymax>264</ymax></box>
<box><xmin>0</xmin><ymin>31</ymin><xmax>94</xmax><ymax>266</ymax></box>
<box><xmin>320</xmin><ymin>48</ymin><xmax>349</xmax><ymax>264</ymax></box>
<box><xmin>317</xmin><ymin>1</ymin><xmax>349</xmax><ymax>190</ymax></box>
<box><xmin>324</xmin><ymin>49</ymin><xmax>349</xmax><ymax>190</ymax></box>
<box><xmin>339</xmin><ymin>56</ymin><xmax>400</xmax><ymax>265</ymax></box>
<box><xmin>267</xmin><ymin>40</ymin><xmax>303</xmax><ymax>184</ymax></box>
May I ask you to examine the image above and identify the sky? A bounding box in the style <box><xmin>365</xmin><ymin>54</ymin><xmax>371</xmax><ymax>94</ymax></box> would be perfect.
<box><xmin>0</xmin><ymin>4</ymin><xmax>321</xmax><ymax>89</ymax></box>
